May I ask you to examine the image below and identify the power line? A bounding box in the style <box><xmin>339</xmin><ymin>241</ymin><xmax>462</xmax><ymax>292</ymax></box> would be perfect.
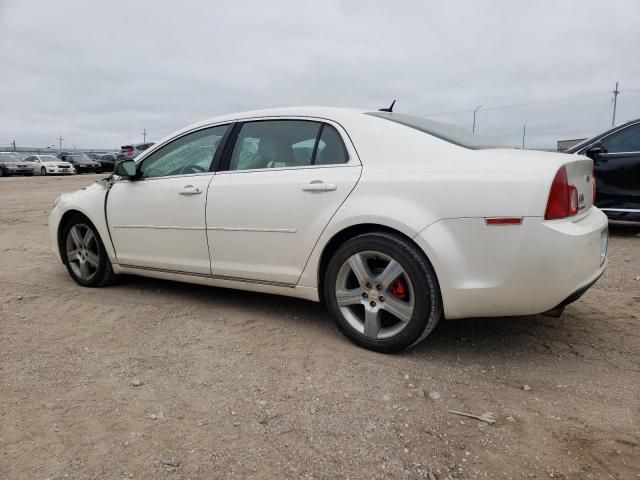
<box><xmin>422</xmin><ymin>87</ymin><xmax>640</xmax><ymax>118</ymax></box>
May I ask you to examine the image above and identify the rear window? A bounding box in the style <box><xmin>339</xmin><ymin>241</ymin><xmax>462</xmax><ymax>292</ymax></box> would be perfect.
<box><xmin>120</xmin><ymin>145</ymin><xmax>134</xmax><ymax>151</ymax></box>
<box><xmin>366</xmin><ymin>112</ymin><xmax>506</xmax><ymax>150</ymax></box>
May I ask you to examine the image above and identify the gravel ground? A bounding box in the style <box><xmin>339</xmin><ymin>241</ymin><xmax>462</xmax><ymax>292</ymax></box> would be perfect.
<box><xmin>1</xmin><ymin>174</ymin><xmax>639</xmax><ymax>480</ymax></box>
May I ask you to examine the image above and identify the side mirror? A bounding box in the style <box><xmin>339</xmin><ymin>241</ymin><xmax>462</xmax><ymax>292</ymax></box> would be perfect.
<box><xmin>585</xmin><ymin>142</ymin><xmax>607</xmax><ymax>161</ymax></box>
<box><xmin>114</xmin><ymin>159</ymin><xmax>137</xmax><ymax>178</ymax></box>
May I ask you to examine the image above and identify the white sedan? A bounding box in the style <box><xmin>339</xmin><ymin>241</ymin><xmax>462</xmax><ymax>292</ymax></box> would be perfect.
<box><xmin>49</xmin><ymin>107</ymin><xmax>608</xmax><ymax>352</ymax></box>
<box><xmin>24</xmin><ymin>154</ymin><xmax>75</xmax><ymax>175</ymax></box>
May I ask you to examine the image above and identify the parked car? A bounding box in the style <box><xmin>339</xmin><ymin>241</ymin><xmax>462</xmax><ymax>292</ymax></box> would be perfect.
<box><xmin>565</xmin><ymin>119</ymin><xmax>640</xmax><ymax>222</ymax></box>
<box><xmin>0</xmin><ymin>152</ymin><xmax>33</xmax><ymax>176</ymax></box>
<box><xmin>24</xmin><ymin>154</ymin><xmax>76</xmax><ymax>175</ymax></box>
<box><xmin>96</xmin><ymin>153</ymin><xmax>118</xmax><ymax>173</ymax></box>
<box><xmin>115</xmin><ymin>143</ymin><xmax>155</xmax><ymax>161</ymax></box>
<box><xmin>49</xmin><ymin>107</ymin><xmax>607</xmax><ymax>353</ymax></box>
<box><xmin>57</xmin><ymin>153</ymin><xmax>101</xmax><ymax>173</ymax></box>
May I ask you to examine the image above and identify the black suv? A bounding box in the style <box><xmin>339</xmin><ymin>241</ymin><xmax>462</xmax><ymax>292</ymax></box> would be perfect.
<box><xmin>96</xmin><ymin>153</ymin><xmax>118</xmax><ymax>173</ymax></box>
<box><xmin>565</xmin><ymin>119</ymin><xmax>640</xmax><ymax>222</ymax></box>
<box><xmin>57</xmin><ymin>152</ymin><xmax>101</xmax><ymax>174</ymax></box>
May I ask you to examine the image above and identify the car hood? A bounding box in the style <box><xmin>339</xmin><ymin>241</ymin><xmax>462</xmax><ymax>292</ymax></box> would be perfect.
<box><xmin>0</xmin><ymin>161</ymin><xmax>28</xmax><ymax>167</ymax></box>
<box><xmin>45</xmin><ymin>161</ymin><xmax>72</xmax><ymax>166</ymax></box>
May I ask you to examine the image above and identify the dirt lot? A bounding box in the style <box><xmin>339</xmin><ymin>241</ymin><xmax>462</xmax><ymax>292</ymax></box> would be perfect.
<box><xmin>1</xmin><ymin>174</ymin><xmax>639</xmax><ymax>480</ymax></box>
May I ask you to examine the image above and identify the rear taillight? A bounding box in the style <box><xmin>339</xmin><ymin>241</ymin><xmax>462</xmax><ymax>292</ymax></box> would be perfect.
<box><xmin>545</xmin><ymin>166</ymin><xmax>579</xmax><ymax>220</ymax></box>
<box><xmin>126</xmin><ymin>151</ymin><xmax>134</xmax><ymax>157</ymax></box>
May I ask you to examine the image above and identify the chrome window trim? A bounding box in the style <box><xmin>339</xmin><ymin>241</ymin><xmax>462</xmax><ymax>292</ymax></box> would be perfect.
<box><xmin>600</xmin><ymin>208</ymin><xmax>640</xmax><ymax>213</ymax></box>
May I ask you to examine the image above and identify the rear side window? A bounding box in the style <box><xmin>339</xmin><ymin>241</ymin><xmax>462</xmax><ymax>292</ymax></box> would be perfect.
<box><xmin>228</xmin><ymin>120</ymin><xmax>348</xmax><ymax>171</ymax></box>
<box><xmin>315</xmin><ymin>125</ymin><xmax>348</xmax><ymax>165</ymax></box>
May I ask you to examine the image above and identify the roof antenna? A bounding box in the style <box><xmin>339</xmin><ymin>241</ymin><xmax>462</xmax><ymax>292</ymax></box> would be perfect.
<box><xmin>379</xmin><ymin>100</ymin><xmax>396</xmax><ymax>112</ymax></box>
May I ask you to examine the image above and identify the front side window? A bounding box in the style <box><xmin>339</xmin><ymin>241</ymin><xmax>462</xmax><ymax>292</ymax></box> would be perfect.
<box><xmin>139</xmin><ymin>125</ymin><xmax>229</xmax><ymax>179</ymax></box>
<box><xmin>228</xmin><ymin>120</ymin><xmax>348</xmax><ymax>171</ymax></box>
<box><xmin>600</xmin><ymin>124</ymin><xmax>640</xmax><ymax>153</ymax></box>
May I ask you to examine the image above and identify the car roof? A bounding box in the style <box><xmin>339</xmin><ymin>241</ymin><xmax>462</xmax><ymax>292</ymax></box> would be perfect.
<box><xmin>178</xmin><ymin>106</ymin><xmax>367</xmax><ymax>133</ymax></box>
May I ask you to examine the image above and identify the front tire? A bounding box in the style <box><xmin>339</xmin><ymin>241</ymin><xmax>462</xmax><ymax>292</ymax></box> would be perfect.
<box><xmin>324</xmin><ymin>232</ymin><xmax>442</xmax><ymax>353</ymax></box>
<box><xmin>41</xmin><ymin>167</ymin><xmax>47</xmax><ymax>176</ymax></box>
<box><xmin>61</xmin><ymin>214</ymin><xmax>117</xmax><ymax>287</ymax></box>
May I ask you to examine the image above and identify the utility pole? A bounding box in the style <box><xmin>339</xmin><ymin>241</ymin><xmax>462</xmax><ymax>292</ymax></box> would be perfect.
<box><xmin>472</xmin><ymin>105</ymin><xmax>482</xmax><ymax>133</ymax></box>
<box><xmin>58</xmin><ymin>135</ymin><xmax>64</xmax><ymax>150</ymax></box>
<box><xmin>611</xmin><ymin>81</ymin><xmax>620</xmax><ymax>127</ymax></box>
<box><xmin>142</xmin><ymin>128</ymin><xmax>147</xmax><ymax>143</ymax></box>
<box><xmin>11</xmin><ymin>140</ymin><xmax>16</xmax><ymax>151</ymax></box>
<box><xmin>522</xmin><ymin>123</ymin><xmax>526</xmax><ymax>149</ymax></box>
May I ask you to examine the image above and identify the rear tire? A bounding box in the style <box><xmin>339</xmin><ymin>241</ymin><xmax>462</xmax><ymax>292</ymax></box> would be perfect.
<box><xmin>61</xmin><ymin>214</ymin><xmax>117</xmax><ymax>287</ymax></box>
<box><xmin>324</xmin><ymin>232</ymin><xmax>442</xmax><ymax>353</ymax></box>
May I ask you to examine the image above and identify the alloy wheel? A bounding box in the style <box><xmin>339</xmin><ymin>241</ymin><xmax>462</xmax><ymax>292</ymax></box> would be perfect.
<box><xmin>335</xmin><ymin>250</ymin><xmax>415</xmax><ymax>340</ymax></box>
<box><xmin>66</xmin><ymin>224</ymin><xmax>100</xmax><ymax>281</ymax></box>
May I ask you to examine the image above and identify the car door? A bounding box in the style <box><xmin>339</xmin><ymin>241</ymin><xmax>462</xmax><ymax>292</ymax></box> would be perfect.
<box><xmin>589</xmin><ymin>122</ymin><xmax>640</xmax><ymax>214</ymax></box>
<box><xmin>206</xmin><ymin>119</ymin><xmax>361</xmax><ymax>285</ymax></box>
<box><xmin>23</xmin><ymin>156</ymin><xmax>36</xmax><ymax>173</ymax></box>
<box><xmin>106</xmin><ymin>124</ymin><xmax>230</xmax><ymax>274</ymax></box>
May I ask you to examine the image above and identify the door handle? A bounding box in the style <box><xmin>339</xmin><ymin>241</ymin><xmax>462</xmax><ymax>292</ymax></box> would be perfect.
<box><xmin>179</xmin><ymin>185</ymin><xmax>203</xmax><ymax>195</ymax></box>
<box><xmin>302</xmin><ymin>181</ymin><xmax>337</xmax><ymax>192</ymax></box>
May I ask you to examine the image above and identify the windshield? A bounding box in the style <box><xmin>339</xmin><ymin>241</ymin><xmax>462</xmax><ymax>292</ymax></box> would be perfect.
<box><xmin>0</xmin><ymin>153</ymin><xmax>22</xmax><ymax>162</ymax></box>
<box><xmin>70</xmin><ymin>154</ymin><xmax>93</xmax><ymax>162</ymax></box>
<box><xmin>366</xmin><ymin>112</ymin><xmax>507</xmax><ymax>150</ymax></box>
<box><xmin>40</xmin><ymin>156</ymin><xmax>59</xmax><ymax>162</ymax></box>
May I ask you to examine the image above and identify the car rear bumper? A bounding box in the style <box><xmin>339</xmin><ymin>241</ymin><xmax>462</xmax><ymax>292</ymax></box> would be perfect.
<box><xmin>47</xmin><ymin>167</ymin><xmax>75</xmax><ymax>174</ymax></box>
<box><xmin>414</xmin><ymin>207</ymin><xmax>608</xmax><ymax>319</ymax></box>
<box><xmin>77</xmin><ymin>168</ymin><xmax>97</xmax><ymax>173</ymax></box>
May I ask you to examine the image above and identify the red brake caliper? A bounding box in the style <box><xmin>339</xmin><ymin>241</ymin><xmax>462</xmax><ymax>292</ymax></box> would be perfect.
<box><xmin>391</xmin><ymin>278</ymin><xmax>408</xmax><ymax>300</ymax></box>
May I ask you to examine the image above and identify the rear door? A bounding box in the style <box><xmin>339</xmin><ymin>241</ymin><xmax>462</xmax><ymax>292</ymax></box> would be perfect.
<box><xmin>206</xmin><ymin>119</ymin><xmax>361</xmax><ymax>285</ymax></box>
<box><xmin>591</xmin><ymin>122</ymin><xmax>640</xmax><ymax>214</ymax></box>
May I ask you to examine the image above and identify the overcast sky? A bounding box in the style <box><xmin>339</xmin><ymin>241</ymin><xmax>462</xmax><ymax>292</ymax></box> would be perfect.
<box><xmin>1</xmin><ymin>0</ymin><xmax>639</xmax><ymax>150</ymax></box>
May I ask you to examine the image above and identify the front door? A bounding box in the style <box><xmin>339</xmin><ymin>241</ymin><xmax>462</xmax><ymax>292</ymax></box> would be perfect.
<box><xmin>206</xmin><ymin>119</ymin><xmax>361</xmax><ymax>284</ymax></box>
<box><xmin>593</xmin><ymin>122</ymin><xmax>640</xmax><ymax>216</ymax></box>
<box><xmin>106</xmin><ymin>124</ymin><xmax>230</xmax><ymax>274</ymax></box>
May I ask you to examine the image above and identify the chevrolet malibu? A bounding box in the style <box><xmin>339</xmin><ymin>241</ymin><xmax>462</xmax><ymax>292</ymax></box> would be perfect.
<box><xmin>49</xmin><ymin>107</ymin><xmax>608</xmax><ymax>352</ymax></box>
